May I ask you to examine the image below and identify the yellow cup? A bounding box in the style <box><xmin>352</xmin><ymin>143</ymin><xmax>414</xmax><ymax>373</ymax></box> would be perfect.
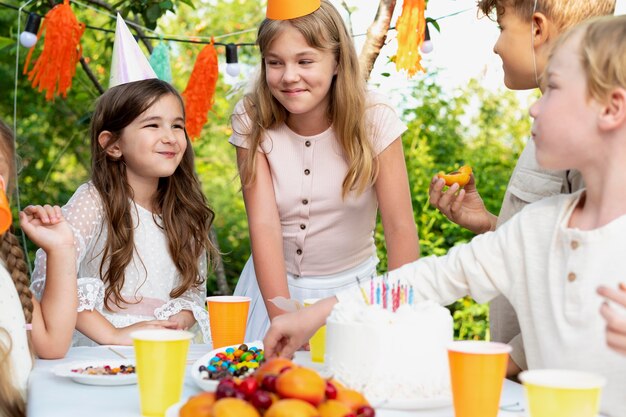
<box><xmin>448</xmin><ymin>341</ymin><xmax>512</xmax><ymax>417</ymax></box>
<box><xmin>304</xmin><ymin>298</ymin><xmax>326</xmax><ymax>363</ymax></box>
<box><xmin>206</xmin><ymin>296</ymin><xmax>250</xmax><ymax>349</ymax></box>
<box><xmin>519</xmin><ymin>369</ymin><xmax>605</xmax><ymax>417</ymax></box>
<box><xmin>131</xmin><ymin>329</ymin><xmax>193</xmax><ymax>417</ymax></box>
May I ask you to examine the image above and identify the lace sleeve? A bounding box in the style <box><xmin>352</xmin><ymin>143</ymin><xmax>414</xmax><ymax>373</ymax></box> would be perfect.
<box><xmin>30</xmin><ymin>183</ymin><xmax>104</xmax><ymax>300</ymax></box>
<box><xmin>154</xmin><ymin>254</ymin><xmax>210</xmax><ymax>344</ymax></box>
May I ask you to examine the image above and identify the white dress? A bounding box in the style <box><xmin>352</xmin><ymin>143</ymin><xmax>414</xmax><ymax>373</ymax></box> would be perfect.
<box><xmin>30</xmin><ymin>182</ymin><xmax>211</xmax><ymax>346</ymax></box>
<box><xmin>0</xmin><ymin>261</ymin><xmax>32</xmax><ymax>398</ymax></box>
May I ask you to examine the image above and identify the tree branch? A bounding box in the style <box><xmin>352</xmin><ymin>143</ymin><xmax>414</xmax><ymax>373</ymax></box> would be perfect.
<box><xmin>358</xmin><ymin>0</ymin><xmax>397</xmax><ymax>80</ymax></box>
<box><xmin>79</xmin><ymin>57</ymin><xmax>104</xmax><ymax>94</ymax></box>
<box><xmin>81</xmin><ymin>0</ymin><xmax>153</xmax><ymax>53</ymax></box>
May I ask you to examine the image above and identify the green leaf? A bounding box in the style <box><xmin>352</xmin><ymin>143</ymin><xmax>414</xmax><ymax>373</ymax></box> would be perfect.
<box><xmin>177</xmin><ymin>0</ymin><xmax>196</xmax><ymax>9</ymax></box>
<box><xmin>426</xmin><ymin>18</ymin><xmax>441</xmax><ymax>33</ymax></box>
<box><xmin>380</xmin><ymin>72</ymin><xmax>390</xmax><ymax>77</ymax></box>
<box><xmin>159</xmin><ymin>0</ymin><xmax>173</xmax><ymax>10</ymax></box>
<box><xmin>146</xmin><ymin>4</ymin><xmax>162</xmax><ymax>23</ymax></box>
<box><xmin>0</xmin><ymin>36</ymin><xmax>14</xmax><ymax>50</ymax></box>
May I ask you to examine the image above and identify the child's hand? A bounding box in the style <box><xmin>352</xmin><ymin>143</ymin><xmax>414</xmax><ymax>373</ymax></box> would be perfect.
<box><xmin>167</xmin><ymin>310</ymin><xmax>195</xmax><ymax>330</ymax></box>
<box><xmin>264</xmin><ymin>297</ymin><xmax>336</xmax><ymax>359</ymax></box>
<box><xmin>20</xmin><ymin>205</ymin><xmax>74</xmax><ymax>252</ymax></box>
<box><xmin>112</xmin><ymin>319</ymin><xmax>180</xmax><ymax>345</ymax></box>
<box><xmin>429</xmin><ymin>174</ymin><xmax>495</xmax><ymax>234</ymax></box>
<box><xmin>598</xmin><ymin>283</ymin><xmax>626</xmax><ymax>355</ymax></box>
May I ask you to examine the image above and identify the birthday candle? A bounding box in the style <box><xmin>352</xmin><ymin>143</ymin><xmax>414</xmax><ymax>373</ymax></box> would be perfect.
<box><xmin>382</xmin><ymin>280</ymin><xmax>387</xmax><ymax>309</ymax></box>
<box><xmin>409</xmin><ymin>286</ymin><xmax>414</xmax><ymax>306</ymax></box>
<box><xmin>394</xmin><ymin>283</ymin><xmax>400</xmax><ymax>311</ymax></box>
<box><xmin>359</xmin><ymin>284</ymin><xmax>370</xmax><ymax>305</ymax></box>
<box><xmin>370</xmin><ymin>279</ymin><xmax>374</xmax><ymax>305</ymax></box>
<box><xmin>376</xmin><ymin>282</ymin><xmax>381</xmax><ymax>305</ymax></box>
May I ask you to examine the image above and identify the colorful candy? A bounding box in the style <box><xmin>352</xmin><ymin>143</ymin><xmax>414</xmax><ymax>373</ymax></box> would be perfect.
<box><xmin>70</xmin><ymin>364</ymin><xmax>135</xmax><ymax>375</ymax></box>
<box><xmin>198</xmin><ymin>344</ymin><xmax>264</xmax><ymax>381</ymax></box>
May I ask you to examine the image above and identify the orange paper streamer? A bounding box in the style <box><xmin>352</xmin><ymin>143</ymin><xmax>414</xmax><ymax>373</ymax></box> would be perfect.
<box><xmin>23</xmin><ymin>0</ymin><xmax>85</xmax><ymax>101</ymax></box>
<box><xmin>182</xmin><ymin>40</ymin><xmax>218</xmax><ymax>140</ymax></box>
<box><xmin>395</xmin><ymin>0</ymin><xmax>426</xmax><ymax>77</ymax></box>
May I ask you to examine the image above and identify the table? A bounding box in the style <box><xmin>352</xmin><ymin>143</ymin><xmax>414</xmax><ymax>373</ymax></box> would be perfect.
<box><xmin>28</xmin><ymin>345</ymin><xmax>527</xmax><ymax>417</ymax></box>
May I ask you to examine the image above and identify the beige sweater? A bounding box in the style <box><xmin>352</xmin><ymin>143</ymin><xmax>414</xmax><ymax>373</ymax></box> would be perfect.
<box><xmin>339</xmin><ymin>191</ymin><xmax>625</xmax><ymax>417</ymax></box>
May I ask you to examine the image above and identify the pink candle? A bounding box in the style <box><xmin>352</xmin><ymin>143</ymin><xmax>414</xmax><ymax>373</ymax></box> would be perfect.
<box><xmin>382</xmin><ymin>281</ymin><xmax>387</xmax><ymax>309</ymax></box>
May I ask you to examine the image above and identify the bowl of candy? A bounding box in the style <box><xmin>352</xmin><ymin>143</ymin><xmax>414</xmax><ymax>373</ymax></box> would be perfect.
<box><xmin>191</xmin><ymin>342</ymin><xmax>264</xmax><ymax>391</ymax></box>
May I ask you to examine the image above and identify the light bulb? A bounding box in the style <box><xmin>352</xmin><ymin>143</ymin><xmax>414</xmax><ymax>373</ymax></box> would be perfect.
<box><xmin>19</xmin><ymin>12</ymin><xmax>41</xmax><ymax>48</ymax></box>
<box><xmin>225</xmin><ymin>43</ymin><xmax>239</xmax><ymax>77</ymax></box>
<box><xmin>420</xmin><ymin>40</ymin><xmax>434</xmax><ymax>54</ymax></box>
<box><xmin>226</xmin><ymin>63</ymin><xmax>240</xmax><ymax>77</ymax></box>
<box><xmin>19</xmin><ymin>32</ymin><xmax>38</xmax><ymax>48</ymax></box>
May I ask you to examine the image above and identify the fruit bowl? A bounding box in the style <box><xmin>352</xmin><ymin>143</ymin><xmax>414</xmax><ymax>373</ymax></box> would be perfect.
<box><xmin>178</xmin><ymin>357</ymin><xmax>376</xmax><ymax>417</ymax></box>
<box><xmin>191</xmin><ymin>341</ymin><xmax>264</xmax><ymax>392</ymax></box>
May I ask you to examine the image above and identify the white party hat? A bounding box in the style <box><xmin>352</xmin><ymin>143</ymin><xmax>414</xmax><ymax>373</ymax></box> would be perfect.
<box><xmin>109</xmin><ymin>14</ymin><xmax>157</xmax><ymax>88</ymax></box>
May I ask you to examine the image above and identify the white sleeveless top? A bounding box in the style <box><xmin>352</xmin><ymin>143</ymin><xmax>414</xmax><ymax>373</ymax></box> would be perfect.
<box><xmin>0</xmin><ymin>262</ymin><xmax>32</xmax><ymax>397</ymax></box>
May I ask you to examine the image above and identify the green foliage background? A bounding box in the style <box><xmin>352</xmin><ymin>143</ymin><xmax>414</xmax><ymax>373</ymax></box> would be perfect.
<box><xmin>0</xmin><ymin>1</ymin><xmax>532</xmax><ymax>340</ymax></box>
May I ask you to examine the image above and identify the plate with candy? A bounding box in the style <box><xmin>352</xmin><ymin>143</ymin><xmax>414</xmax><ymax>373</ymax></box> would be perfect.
<box><xmin>53</xmin><ymin>360</ymin><xmax>137</xmax><ymax>386</ymax></box>
<box><xmin>191</xmin><ymin>341</ymin><xmax>264</xmax><ymax>392</ymax></box>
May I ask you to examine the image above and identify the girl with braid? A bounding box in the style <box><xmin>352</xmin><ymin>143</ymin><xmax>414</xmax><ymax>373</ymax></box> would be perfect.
<box><xmin>0</xmin><ymin>119</ymin><xmax>77</xmax><ymax>417</ymax></box>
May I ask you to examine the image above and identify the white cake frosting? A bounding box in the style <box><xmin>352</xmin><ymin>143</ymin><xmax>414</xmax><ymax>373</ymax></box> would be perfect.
<box><xmin>325</xmin><ymin>299</ymin><xmax>453</xmax><ymax>402</ymax></box>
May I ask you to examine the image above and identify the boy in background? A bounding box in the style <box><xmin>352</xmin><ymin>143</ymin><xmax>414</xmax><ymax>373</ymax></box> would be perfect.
<box><xmin>428</xmin><ymin>0</ymin><xmax>615</xmax><ymax>376</ymax></box>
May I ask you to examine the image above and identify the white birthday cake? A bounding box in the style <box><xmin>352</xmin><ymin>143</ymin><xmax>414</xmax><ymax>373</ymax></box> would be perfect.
<box><xmin>325</xmin><ymin>299</ymin><xmax>453</xmax><ymax>402</ymax></box>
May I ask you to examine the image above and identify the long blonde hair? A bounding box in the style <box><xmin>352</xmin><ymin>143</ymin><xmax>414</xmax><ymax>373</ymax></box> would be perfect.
<box><xmin>0</xmin><ymin>119</ymin><xmax>31</xmax><ymax>417</ymax></box>
<box><xmin>235</xmin><ymin>0</ymin><xmax>377</xmax><ymax>198</ymax></box>
<box><xmin>90</xmin><ymin>79</ymin><xmax>217</xmax><ymax>311</ymax></box>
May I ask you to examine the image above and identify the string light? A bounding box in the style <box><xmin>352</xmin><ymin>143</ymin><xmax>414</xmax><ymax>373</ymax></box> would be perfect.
<box><xmin>19</xmin><ymin>12</ymin><xmax>41</xmax><ymax>48</ymax></box>
<box><xmin>225</xmin><ymin>43</ymin><xmax>240</xmax><ymax>77</ymax></box>
<box><xmin>420</xmin><ymin>23</ymin><xmax>433</xmax><ymax>54</ymax></box>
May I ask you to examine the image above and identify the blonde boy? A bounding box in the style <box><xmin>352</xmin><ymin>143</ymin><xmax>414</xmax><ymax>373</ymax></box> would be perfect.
<box><xmin>428</xmin><ymin>0</ymin><xmax>615</xmax><ymax>376</ymax></box>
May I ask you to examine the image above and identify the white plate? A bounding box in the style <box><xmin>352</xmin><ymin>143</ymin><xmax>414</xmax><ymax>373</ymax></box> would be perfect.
<box><xmin>370</xmin><ymin>395</ymin><xmax>452</xmax><ymax>410</ymax></box>
<box><xmin>53</xmin><ymin>360</ymin><xmax>137</xmax><ymax>386</ymax></box>
<box><xmin>165</xmin><ymin>401</ymin><xmax>183</xmax><ymax>417</ymax></box>
<box><xmin>191</xmin><ymin>341</ymin><xmax>264</xmax><ymax>391</ymax></box>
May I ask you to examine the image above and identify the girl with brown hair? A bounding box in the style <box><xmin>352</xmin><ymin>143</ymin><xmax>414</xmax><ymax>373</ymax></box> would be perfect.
<box><xmin>30</xmin><ymin>79</ymin><xmax>217</xmax><ymax>346</ymax></box>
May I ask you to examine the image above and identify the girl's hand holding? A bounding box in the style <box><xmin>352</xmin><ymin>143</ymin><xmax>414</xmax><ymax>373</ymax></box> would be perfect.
<box><xmin>597</xmin><ymin>283</ymin><xmax>626</xmax><ymax>355</ymax></box>
<box><xmin>20</xmin><ymin>204</ymin><xmax>74</xmax><ymax>252</ymax></box>
<box><xmin>112</xmin><ymin>319</ymin><xmax>179</xmax><ymax>345</ymax></box>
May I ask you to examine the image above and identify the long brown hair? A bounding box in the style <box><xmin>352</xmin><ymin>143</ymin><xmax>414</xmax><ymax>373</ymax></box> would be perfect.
<box><xmin>90</xmin><ymin>79</ymin><xmax>216</xmax><ymax>311</ymax></box>
<box><xmin>0</xmin><ymin>119</ymin><xmax>31</xmax><ymax>417</ymax></box>
<box><xmin>235</xmin><ymin>0</ymin><xmax>377</xmax><ymax>198</ymax></box>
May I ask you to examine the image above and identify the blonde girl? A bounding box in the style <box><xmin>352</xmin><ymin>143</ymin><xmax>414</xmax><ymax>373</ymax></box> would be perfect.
<box><xmin>0</xmin><ymin>119</ymin><xmax>76</xmax><ymax>417</ymax></box>
<box><xmin>231</xmin><ymin>0</ymin><xmax>419</xmax><ymax>341</ymax></box>
<box><xmin>30</xmin><ymin>79</ymin><xmax>217</xmax><ymax>346</ymax></box>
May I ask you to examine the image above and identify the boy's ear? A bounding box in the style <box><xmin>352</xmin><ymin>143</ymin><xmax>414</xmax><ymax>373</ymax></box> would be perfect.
<box><xmin>98</xmin><ymin>131</ymin><xmax>122</xmax><ymax>159</ymax></box>
<box><xmin>598</xmin><ymin>88</ymin><xmax>626</xmax><ymax>132</ymax></box>
<box><xmin>532</xmin><ymin>12</ymin><xmax>555</xmax><ymax>49</ymax></box>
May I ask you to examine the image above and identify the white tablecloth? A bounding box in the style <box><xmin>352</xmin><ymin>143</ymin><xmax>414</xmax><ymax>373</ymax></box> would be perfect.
<box><xmin>27</xmin><ymin>345</ymin><xmax>527</xmax><ymax>417</ymax></box>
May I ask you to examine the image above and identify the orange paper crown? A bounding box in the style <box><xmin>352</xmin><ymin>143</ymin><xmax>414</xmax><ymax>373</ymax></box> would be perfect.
<box><xmin>266</xmin><ymin>0</ymin><xmax>320</xmax><ymax>20</ymax></box>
